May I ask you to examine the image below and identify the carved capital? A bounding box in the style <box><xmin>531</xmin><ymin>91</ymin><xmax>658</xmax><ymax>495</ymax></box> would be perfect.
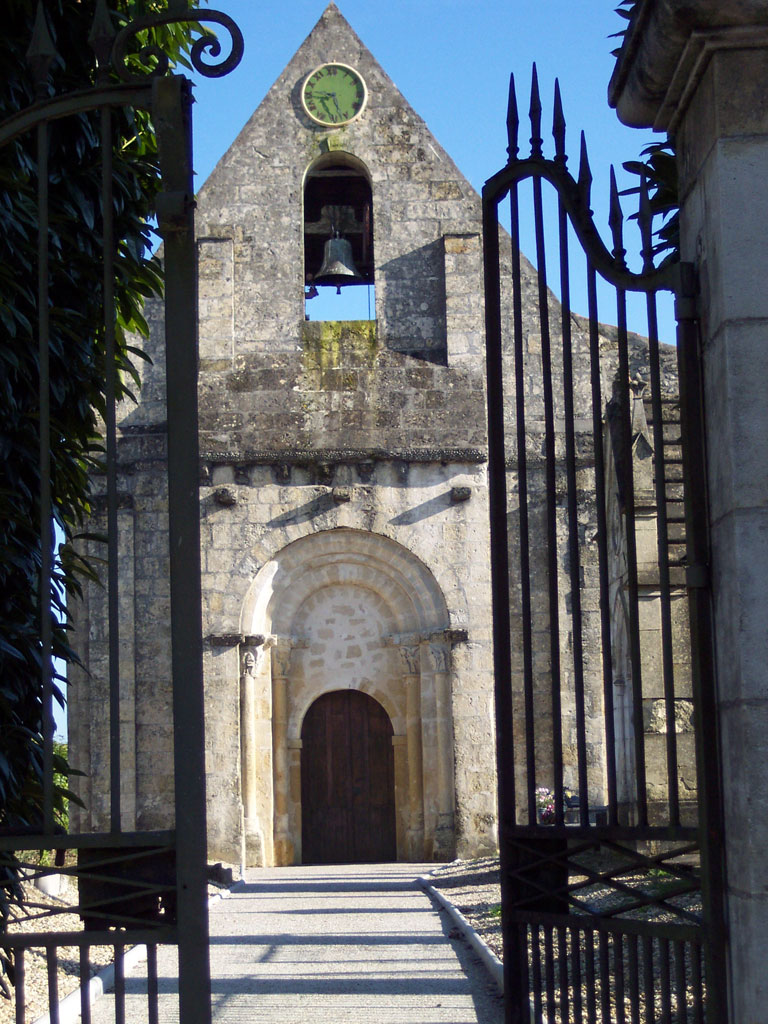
<box><xmin>271</xmin><ymin>643</ymin><xmax>292</xmax><ymax>679</ymax></box>
<box><xmin>399</xmin><ymin>645</ymin><xmax>420</xmax><ymax>676</ymax></box>
<box><xmin>428</xmin><ymin>643</ymin><xmax>450</xmax><ymax>674</ymax></box>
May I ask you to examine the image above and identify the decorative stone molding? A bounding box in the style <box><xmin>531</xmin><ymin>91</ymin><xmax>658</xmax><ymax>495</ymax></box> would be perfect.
<box><xmin>205</xmin><ymin>632</ymin><xmax>265</xmax><ymax>648</ymax></box>
<box><xmin>609</xmin><ymin>0</ymin><xmax>768</xmax><ymax>128</ymax></box>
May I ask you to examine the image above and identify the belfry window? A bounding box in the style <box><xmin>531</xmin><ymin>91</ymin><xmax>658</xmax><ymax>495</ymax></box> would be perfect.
<box><xmin>303</xmin><ymin>154</ymin><xmax>374</xmax><ymax>319</ymax></box>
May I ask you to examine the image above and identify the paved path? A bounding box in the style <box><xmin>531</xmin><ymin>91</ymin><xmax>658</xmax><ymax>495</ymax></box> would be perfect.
<box><xmin>89</xmin><ymin>863</ymin><xmax>503</xmax><ymax>1023</ymax></box>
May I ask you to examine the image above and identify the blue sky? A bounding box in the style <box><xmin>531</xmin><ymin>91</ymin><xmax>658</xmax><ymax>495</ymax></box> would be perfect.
<box><xmin>186</xmin><ymin>1</ymin><xmax>671</xmax><ymax>330</ymax></box>
<box><xmin>189</xmin><ymin>1</ymin><xmax>656</xmax><ymax>198</ymax></box>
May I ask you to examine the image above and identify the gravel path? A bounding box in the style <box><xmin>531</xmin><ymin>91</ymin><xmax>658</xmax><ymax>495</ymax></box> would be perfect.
<box><xmin>0</xmin><ymin>873</ymin><xmax>114</xmax><ymax>1024</ymax></box>
<box><xmin>427</xmin><ymin>857</ymin><xmax>503</xmax><ymax>961</ymax></box>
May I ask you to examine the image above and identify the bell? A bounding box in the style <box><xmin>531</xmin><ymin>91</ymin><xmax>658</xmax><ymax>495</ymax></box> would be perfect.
<box><xmin>313</xmin><ymin>235</ymin><xmax>364</xmax><ymax>293</ymax></box>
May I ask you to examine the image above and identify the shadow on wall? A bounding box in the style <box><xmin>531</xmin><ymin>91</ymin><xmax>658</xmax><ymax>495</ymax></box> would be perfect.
<box><xmin>379</xmin><ymin>240</ymin><xmax>447</xmax><ymax>364</ymax></box>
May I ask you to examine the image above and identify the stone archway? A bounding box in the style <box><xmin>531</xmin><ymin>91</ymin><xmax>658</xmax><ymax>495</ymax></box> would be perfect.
<box><xmin>301</xmin><ymin>690</ymin><xmax>395</xmax><ymax>864</ymax></box>
<box><xmin>239</xmin><ymin>528</ymin><xmax>456</xmax><ymax>866</ymax></box>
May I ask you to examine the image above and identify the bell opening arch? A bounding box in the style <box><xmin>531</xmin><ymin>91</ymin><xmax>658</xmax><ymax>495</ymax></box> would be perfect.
<box><xmin>303</xmin><ymin>151</ymin><xmax>374</xmax><ymax>313</ymax></box>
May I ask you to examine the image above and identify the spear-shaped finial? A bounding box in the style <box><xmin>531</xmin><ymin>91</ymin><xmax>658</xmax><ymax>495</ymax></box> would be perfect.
<box><xmin>529</xmin><ymin>64</ymin><xmax>543</xmax><ymax>158</ymax></box>
<box><xmin>26</xmin><ymin>1</ymin><xmax>58</xmax><ymax>97</ymax></box>
<box><xmin>553</xmin><ymin>79</ymin><xmax>566</xmax><ymax>168</ymax></box>
<box><xmin>639</xmin><ymin>172</ymin><xmax>654</xmax><ymax>272</ymax></box>
<box><xmin>506</xmin><ymin>72</ymin><xmax>519</xmax><ymax>163</ymax></box>
<box><xmin>609</xmin><ymin>166</ymin><xmax>626</xmax><ymax>268</ymax></box>
<box><xmin>89</xmin><ymin>0</ymin><xmax>115</xmax><ymax>81</ymax></box>
<box><xmin>578</xmin><ymin>131</ymin><xmax>593</xmax><ymax>213</ymax></box>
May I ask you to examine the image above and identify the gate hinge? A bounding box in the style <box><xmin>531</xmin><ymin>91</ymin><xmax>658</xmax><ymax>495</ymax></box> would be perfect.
<box><xmin>686</xmin><ymin>563</ymin><xmax>709</xmax><ymax>589</ymax></box>
<box><xmin>156</xmin><ymin>190</ymin><xmax>195</xmax><ymax>233</ymax></box>
<box><xmin>674</xmin><ymin>261</ymin><xmax>699</xmax><ymax>321</ymax></box>
<box><xmin>675</xmin><ymin>293</ymin><xmax>699</xmax><ymax>321</ymax></box>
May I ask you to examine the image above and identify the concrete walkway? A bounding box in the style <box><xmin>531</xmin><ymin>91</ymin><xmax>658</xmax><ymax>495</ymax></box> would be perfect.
<box><xmin>89</xmin><ymin>863</ymin><xmax>503</xmax><ymax>1023</ymax></box>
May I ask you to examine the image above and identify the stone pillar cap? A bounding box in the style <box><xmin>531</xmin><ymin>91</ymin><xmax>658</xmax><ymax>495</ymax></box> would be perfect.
<box><xmin>609</xmin><ymin>0</ymin><xmax>768</xmax><ymax>128</ymax></box>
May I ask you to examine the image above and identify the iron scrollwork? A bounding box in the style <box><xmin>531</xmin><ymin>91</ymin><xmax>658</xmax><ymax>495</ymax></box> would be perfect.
<box><xmin>112</xmin><ymin>8</ymin><xmax>244</xmax><ymax>82</ymax></box>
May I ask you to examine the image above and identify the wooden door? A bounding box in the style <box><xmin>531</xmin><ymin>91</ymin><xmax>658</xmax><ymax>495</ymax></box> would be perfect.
<box><xmin>301</xmin><ymin>690</ymin><xmax>396</xmax><ymax>864</ymax></box>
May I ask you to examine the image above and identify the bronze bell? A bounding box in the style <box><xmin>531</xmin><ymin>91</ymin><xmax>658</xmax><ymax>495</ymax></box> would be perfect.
<box><xmin>313</xmin><ymin>235</ymin><xmax>364</xmax><ymax>293</ymax></box>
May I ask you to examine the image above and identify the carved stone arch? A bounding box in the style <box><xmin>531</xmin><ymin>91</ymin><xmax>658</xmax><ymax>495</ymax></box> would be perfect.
<box><xmin>240</xmin><ymin>527</ymin><xmax>452</xmax><ymax>637</ymax></box>
<box><xmin>239</xmin><ymin>528</ymin><xmax>455</xmax><ymax>865</ymax></box>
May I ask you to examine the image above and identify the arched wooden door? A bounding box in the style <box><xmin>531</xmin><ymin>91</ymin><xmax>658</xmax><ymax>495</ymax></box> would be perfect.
<box><xmin>301</xmin><ymin>690</ymin><xmax>396</xmax><ymax>864</ymax></box>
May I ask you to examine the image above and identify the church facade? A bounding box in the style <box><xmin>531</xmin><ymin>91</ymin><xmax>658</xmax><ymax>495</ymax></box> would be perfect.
<box><xmin>69</xmin><ymin>5</ymin><xmax>693</xmax><ymax>867</ymax></box>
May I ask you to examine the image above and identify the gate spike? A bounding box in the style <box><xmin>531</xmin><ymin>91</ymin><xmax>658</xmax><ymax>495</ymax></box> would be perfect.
<box><xmin>26</xmin><ymin>1</ymin><xmax>58</xmax><ymax>96</ymax></box>
<box><xmin>529</xmin><ymin>64</ymin><xmax>543</xmax><ymax>158</ymax></box>
<box><xmin>506</xmin><ymin>72</ymin><xmax>519</xmax><ymax>162</ymax></box>
<box><xmin>639</xmin><ymin>172</ymin><xmax>654</xmax><ymax>272</ymax></box>
<box><xmin>578</xmin><ymin>131</ymin><xmax>592</xmax><ymax>211</ymax></box>
<box><xmin>609</xmin><ymin>166</ymin><xmax>627</xmax><ymax>268</ymax></box>
<box><xmin>89</xmin><ymin>0</ymin><xmax>116</xmax><ymax>80</ymax></box>
<box><xmin>552</xmin><ymin>79</ymin><xmax>566</xmax><ymax>167</ymax></box>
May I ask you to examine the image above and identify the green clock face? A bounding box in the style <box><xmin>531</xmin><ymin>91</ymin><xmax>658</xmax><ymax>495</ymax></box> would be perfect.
<box><xmin>302</xmin><ymin>63</ymin><xmax>367</xmax><ymax>126</ymax></box>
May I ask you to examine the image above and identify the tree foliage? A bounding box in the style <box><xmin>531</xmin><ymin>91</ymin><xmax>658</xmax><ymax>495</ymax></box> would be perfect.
<box><xmin>0</xmin><ymin>0</ymin><xmax>204</xmax><ymax>975</ymax></box>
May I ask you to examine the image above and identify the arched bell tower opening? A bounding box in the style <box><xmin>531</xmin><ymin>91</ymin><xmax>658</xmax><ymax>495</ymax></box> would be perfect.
<box><xmin>239</xmin><ymin>528</ymin><xmax>456</xmax><ymax>866</ymax></box>
<box><xmin>303</xmin><ymin>152</ymin><xmax>374</xmax><ymax>319</ymax></box>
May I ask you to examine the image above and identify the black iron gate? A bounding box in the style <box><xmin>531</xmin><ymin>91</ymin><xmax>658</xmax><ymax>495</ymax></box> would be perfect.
<box><xmin>483</xmin><ymin>69</ymin><xmax>727</xmax><ymax>1023</ymax></box>
<box><xmin>0</xmin><ymin>4</ymin><xmax>242</xmax><ymax>1022</ymax></box>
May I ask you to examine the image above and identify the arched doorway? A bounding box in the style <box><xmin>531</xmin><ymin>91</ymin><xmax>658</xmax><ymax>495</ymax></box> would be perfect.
<box><xmin>301</xmin><ymin>690</ymin><xmax>396</xmax><ymax>864</ymax></box>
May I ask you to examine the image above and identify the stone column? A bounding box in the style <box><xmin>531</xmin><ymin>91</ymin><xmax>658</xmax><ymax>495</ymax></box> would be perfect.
<box><xmin>429</xmin><ymin>642</ymin><xmax>456</xmax><ymax>860</ymax></box>
<box><xmin>271</xmin><ymin>642</ymin><xmax>293</xmax><ymax>866</ymax></box>
<box><xmin>287</xmin><ymin>737</ymin><xmax>303</xmax><ymax>862</ymax></box>
<box><xmin>610</xmin><ymin>11</ymin><xmax>768</xmax><ymax>1020</ymax></box>
<box><xmin>240</xmin><ymin>640</ymin><xmax>262</xmax><ymax>866</ymax></box>
<box><xmin>400</xmin><ymin>645</ymin><xmax>425</xmax><ymax>860</ymax></box>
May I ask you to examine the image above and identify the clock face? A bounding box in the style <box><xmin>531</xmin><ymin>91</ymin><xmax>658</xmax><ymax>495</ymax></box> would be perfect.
<box><xmin>302</xmin><ymin>63</ymin><xmax>367</xmax><ymax>126</ymax></box>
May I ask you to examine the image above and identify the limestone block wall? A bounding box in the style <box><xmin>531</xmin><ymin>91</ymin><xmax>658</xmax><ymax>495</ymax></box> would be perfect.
<box><xmin>198</xmin><ymin>458</ymin><xmax>495</xmax><ymax>865</ymax></box>
<box><xmin>68</xmin><ymin>434</ymin><xmax>175</xmax><ymax>834</ymax></box>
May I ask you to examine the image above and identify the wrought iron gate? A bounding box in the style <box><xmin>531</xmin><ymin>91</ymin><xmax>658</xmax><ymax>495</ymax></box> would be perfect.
<box><xmin>0</xmin><ymin>5</ymin><xmax>242</xmax><ymax>1023</ymax></box>
<box><xmin>483</xmin><ymin>70</ymin><xmax>728</xmax><ymax>1023</ymax></box>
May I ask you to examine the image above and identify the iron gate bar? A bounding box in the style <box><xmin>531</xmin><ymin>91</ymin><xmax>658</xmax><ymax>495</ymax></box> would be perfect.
<box><xmin>639</xmin><ymin>187</ymin><xmax>682</xmax><ymax>827</ymax></box>
<box><xmin>483</xmin><ymin>65</ymin><xmax>728</xmax><ymax>1024</ymax></box>
<box><xmin>36</xmin><ymin>111</ymin><xmax>54</xmax><ymax>838</ymax></box>
<box><xmin>155</xmin><ymin>71</ymin><xmax>212</xmax><ymax>1023</ymax></box>
<box><xmin>586</xmin><ymin>256</ymin><xmax>619</xmax><ymax>826</ymax></box>
<box><xmin>531</xmin><ymin>133</ymin><xmax>565</xmax><ymax>828</ymax></box>
<box><xmin>101</xmin><ymin>95</ymin><xmax>122</xmax><ymax>833</ymax></box>
<box><xmin>555</xmin><ymin>85</ymin><xmax>591</xmax><ymax>826</ymax></box>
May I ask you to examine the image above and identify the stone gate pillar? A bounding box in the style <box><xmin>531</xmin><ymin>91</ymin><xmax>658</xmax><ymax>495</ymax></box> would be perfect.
<box><xmin>399</xmin><ymin>644</ymin><xmax>425</xmax><ymax>859</ymax></box>
<box><xmin>611</xmin><ymin>9</ymin><xmax>768</xmax><ymax>1020</ymax></box>
<box><xmin>271</xmin><ymin>641</ymin><xmax>293</xmax><ymax>865</ymax></box>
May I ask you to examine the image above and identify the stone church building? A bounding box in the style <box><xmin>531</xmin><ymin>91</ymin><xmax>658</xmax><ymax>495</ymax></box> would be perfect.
<box><xmin>69</xmin><ymin>5</ymin><xmax>692</xmax><ymax>867</ymax></box>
